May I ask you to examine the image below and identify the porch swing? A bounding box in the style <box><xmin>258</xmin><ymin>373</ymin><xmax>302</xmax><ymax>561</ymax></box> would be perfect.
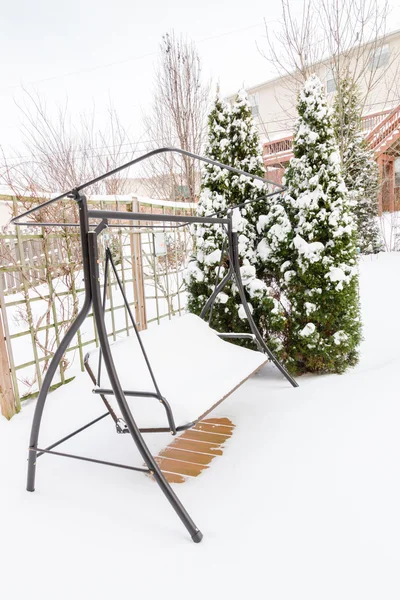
<box><xmin>11</xmin><ymin>147</ymin><xmax>298</xmax><ymax>544</ymax></box>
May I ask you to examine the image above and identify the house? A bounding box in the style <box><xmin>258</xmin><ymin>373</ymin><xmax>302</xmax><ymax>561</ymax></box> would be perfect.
<box><xmin>233</xmin><ymin>29</ymin><xmax>400</xmax><ymax>213</ymax></box>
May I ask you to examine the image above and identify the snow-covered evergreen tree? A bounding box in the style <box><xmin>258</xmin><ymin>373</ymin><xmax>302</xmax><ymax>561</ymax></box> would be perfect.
<box><xmin>185</xmin><ymin>91</ymin><xmax>286</xmax><ymax>352</ymax></box>
<box><xmin>263</xmin><ymin>75</ymin><xmax>362</xmax><ymax>374</ymax></box>
<box><xmin>333</xmin><ymin>77</ymin><xmax>383</xmax><ymax>254</ymax></box>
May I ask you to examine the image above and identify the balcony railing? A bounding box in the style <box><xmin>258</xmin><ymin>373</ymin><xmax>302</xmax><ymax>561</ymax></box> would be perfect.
<box><xmin>366</xmin><ymin>105</ymin><xmax>400</xmax><ymax>153</ymax></box>
<box><xmin>361</xmin><ymin>109</ymin><xmax>391</xmax><ymax>133</ymax></box>
<box><xmin>263</xmin><ymin>108</ymin><xmax>396</xmax><ymax>165</ymax></box>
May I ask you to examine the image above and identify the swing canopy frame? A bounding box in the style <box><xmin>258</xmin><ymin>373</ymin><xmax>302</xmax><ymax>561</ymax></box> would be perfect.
<box><xmin>11</xmin><ymin>147</ymin><xmax>298</xmax><ymax>544</ymax></box>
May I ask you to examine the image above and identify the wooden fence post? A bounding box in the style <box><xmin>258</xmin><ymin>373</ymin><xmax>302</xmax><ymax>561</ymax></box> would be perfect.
<box><xmin>0</xmin><ymin>307</ymin><xmax>16</xmax><ymax>419</ymax></box>
<box><xmin>130</xmin><ymin>197</ymin><xmax>147</xmax><ymax>331</ymax></box>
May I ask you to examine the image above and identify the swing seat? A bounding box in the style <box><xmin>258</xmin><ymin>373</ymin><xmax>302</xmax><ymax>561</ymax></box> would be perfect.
<box><xmin>86</xmin><ymin>313</ymin><xmax>268</xmax><ymax>430</ymax></box>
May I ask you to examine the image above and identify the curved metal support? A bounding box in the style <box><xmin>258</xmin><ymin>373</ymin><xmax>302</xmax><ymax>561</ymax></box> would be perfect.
<box><xmin>105</xmin><ymin>248</ymin><xmax>177</xmax><ymax>434</ymax></box>
<box><xmin>27</xmin><ymin>194</ymin><xmax>92</xmax><ymax>491</ymax></box>
<box><xmin>87</xmin><ymin>230</ymin><xmax>202</xmax><ymax>543</ymax></box>
<box><xmin>228</xmin><ymin>223</ymin><xmax>298</xmax><ymax>388</ymax></box>
<box><xmin>10</xmin><ymin>147</ymin><xmax>285</xmax><ymax>229</ymax></box>
<box><xmin>200</xmin><ymin>266</ymin><xmax>234</xmax><ymax>321</ymax></box>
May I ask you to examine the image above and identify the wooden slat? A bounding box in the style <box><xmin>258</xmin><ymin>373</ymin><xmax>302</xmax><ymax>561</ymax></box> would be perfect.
<box><xmin>201</xmin><ymin>417</ymin><xmax>235</xmax><ymax>428</ymax></box>
<box><xmin>180</xmin><ymin>429</ymin><xmax>231</xmax><ymax>445</ymax></box>
<box><xmin>193</xmin><ymin>422</ymin><xmax>234</xmax><ymax>435</ymax></box>
<box><xmin>158</xmin><ymin>447</ymin><xmax>215</xmax><ymax>465</ymax></box>
<box><xmin>155</xmin><ymin>457</ymin><xmax>208</xmax><ymax>477</ymax></box>
<box><xmin>151</xmin><ymin>417</ymin><xmax>235</xmax><ymax>484</ymax></box>
<box><xmin>169</xmin><ymin>437</ymin><xmax>223</xmax><ymax>456</ymax></box>
<box><xmin>160</xmin><ymin>472</ymin><xmax>187</xmax><ymax>484</ymax></box>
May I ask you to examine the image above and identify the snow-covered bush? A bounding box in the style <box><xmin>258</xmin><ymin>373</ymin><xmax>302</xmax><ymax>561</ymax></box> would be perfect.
<box><xmin>185</xmin><ymin>92</ymin><xmax>285</xmax><ymax>351</ymax></box>
<box><xmin>265</xmin><ymin>75</ymin><xmax>362</xmax><ymax>374</ymax></box>
<box><xmin>333</xmin><ymin>77</ymin><xmax>383</xmax><ymax>254</ymax></box>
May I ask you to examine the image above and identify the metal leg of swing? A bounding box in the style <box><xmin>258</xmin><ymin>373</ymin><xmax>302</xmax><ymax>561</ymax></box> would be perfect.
<box><xmin>200</xmin><ymin>266</ymin><xmax>234</xmax><ymax>320</ymax></box>
<box><xmin>229</xmin><ymin>229</ymin><xmax>299</xmax><ymax>389</ymax></box>
<box><xmin>27</xmin><ymin>195</ymin><xmax>93</xmax><ymax>492</ymax></box>
<box><xmin>87</xmin><ymin>231</ymin><xmax>203</xmax><ymax>543</ymax></box>
<box><xmin>26</xmin><ymin>294</ymin><xmax>92</xmax><ymax>491</ymax></box>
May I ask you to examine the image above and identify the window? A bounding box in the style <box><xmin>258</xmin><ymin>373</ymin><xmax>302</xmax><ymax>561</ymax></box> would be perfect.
<box><xmin>326</xmin><ymin>69</ymin><xmax>336</xmax><ymax>94</ymax></box>
<box><xmin>370</xmin><ymin>44</ymin><xmax>390</xmax><ymax>70</ymax></box>
<box><xmin>249</xmin><ymin>93</ymin><xmax>260</xmax><ymax>118</ymax></box>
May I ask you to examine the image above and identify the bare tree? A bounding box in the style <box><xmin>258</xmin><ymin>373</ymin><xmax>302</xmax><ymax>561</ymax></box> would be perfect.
<box><xmin>261</xmin><ymin>0</ymin><xmax>325</xmax><ymax>85</ymax></box>
<box><xmin>141</xmin><ymin>32</ymin><xmax>210</xmax><ymax>201</ymax></box>
<box><xmin>1</xmin><ymin>89</ymin><xmax>137</xmax><ymax>200</ymax></box>
<box><xmin>260</xmin><ymin>0</ymin><xmax>398</xmax><ymax>131</ymax></box>
<box><xmin>0</xmin><ymin>92</ymin><xmax>138</xmax><ymax>396</ymax></box>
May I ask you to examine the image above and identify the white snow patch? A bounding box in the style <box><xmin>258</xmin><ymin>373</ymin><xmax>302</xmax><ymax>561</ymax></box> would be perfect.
<box><xmin>247</xmin><ymin>278</ymin><xmax>267</xmax><ymax>297</ymax></box>
<box><xmin>326</xmin><ymin>266</ymin><xmax>346</xmax><ymax>282</ymax></box>
<box><xmin>299</xmin><ymin>322</ymin><xmax>316</xmax><ymax>337</ymax></box>
<box><xmin>240</xmin><ymin>264</ymin><xmax>256</xmax><ymax>284</ymax></box>
<box><xmin>304</xmin><ymin>302</ymin><xmax>317</xmax><ymax>316</ymax></box>
<box><xmin>238</xmin><ymin>303</ymin><xmax>253</xmax><ymax>319</ymax></box>
<box><xmin>204</xmin><ymin>249</ymin><xmax>222</xmax><ymax>266</ymax></box>
<box><xmin>216</xmin><ymin>292</ymin><xmax>229</xmax><ymax>304</ymax></box>
<box><xmin>184</xmin><ymin>262</ymin><xmax>204</xmax><ymax>283</ymax></box>
<box><xmin>333</xmin><ymin>330</ymin><xmax>349</xmax><ymax>345</ymax></box>
<box><xmin>293</xmin><ymin>235</ymin><xmax>324</xmax><ymax>261</ymax></box>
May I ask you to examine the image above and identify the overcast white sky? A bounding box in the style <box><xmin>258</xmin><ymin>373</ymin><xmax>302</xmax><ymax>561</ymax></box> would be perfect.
<box><xmin>2</xmin><ymin>0</ymin><xmax>400</xmax><ymax>160</ymax></box>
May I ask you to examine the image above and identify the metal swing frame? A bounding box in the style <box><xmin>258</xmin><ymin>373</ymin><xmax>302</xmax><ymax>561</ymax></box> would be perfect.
<box><xmin>11</xmin><ymin>147</ymin><xmax>298</xmax><ymax>543</ymax></box>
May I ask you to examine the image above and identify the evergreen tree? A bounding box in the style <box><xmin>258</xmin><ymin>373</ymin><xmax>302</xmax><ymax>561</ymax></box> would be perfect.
<box><xmin>264</xmin><ymin>75</ymin><xmax>362</xmax><ymax>374</ymax></box>
<box><xmin>185</xmin><ymin>91</ymin><xmax>285</xmax><ymax>352</ymax></box>
<box><xmin>333</xmin><ymin>77</ymin><xmax>383</xmax><ymax>254</ymax></box>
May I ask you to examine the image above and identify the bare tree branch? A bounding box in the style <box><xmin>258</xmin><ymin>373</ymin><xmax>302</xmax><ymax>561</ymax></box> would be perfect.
<box><xmin>141</xmin><ymin>31</ymin><xmax>210</xmax><ymax>201</ymax></box>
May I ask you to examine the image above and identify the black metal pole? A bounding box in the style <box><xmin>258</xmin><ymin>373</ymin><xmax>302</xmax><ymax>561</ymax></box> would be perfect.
<box><xmin>26</xmin><ymin>193</ymin><xmax>93</xmax><ymax>492</ymax></box>
<box><xmin>199</xmin><ymin>266</ymin><xmax>234</xmax><ymax>321</ymax></box>
<box><xmin>105</xmin><ymin>248</ymin><xmax>177</xmax><ymax>434</ymax></box>
<box><xmin>87</xmin><ymin>230</ymin><xmax>203</xmax><ymax>543</ymax></box>
<box><xmin>10</xmin><ymin>147</ymin><xmax>285</xmax><ymax>229</ymax></box>
<box><xmin>227</xmin><ymin>216</ymin><xmax>299</xmax><ymax>388</ymax></box>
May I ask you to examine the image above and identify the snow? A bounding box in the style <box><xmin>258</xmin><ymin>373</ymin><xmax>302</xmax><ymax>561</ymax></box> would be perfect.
<box><xmin>293</xmin><ymin>234</ymin><xmax>324</xmax><ymax>261</ymax></box>
<box><xmin>239</xmin><ymin>264</ymin><xmax>256</xmax><ymax>284</ymax></box>
<box><xmin>1</xmin><ymin>252</ymin><xmax>400</xmax><ymax>599</ymax></box>
<box><xmin>333</xmin><ymin>330</ymin><xmax>349</xmax><ymax>345</ymax></box>
<box><xmin>247</xmin><ymin>277</ymin><xmax>267</xmax><ymax>298</ymax></box>
<box><xmin>304</xmin><ymin>302</ymin><xmax>317</xmax><ymax>315</ymax></box>
<box><xmin>184</xmin><ymin>261</ymin><xmax>204</xmax><ymax>283</ymax></box>
<box><xmin>256</xmin><ymin>237</ymin><xmax>271</xmax><ymax>260</ymax></box>
<box><xmin>299</xmin><ymin>322</ymin><xmax>316</xmax><ymax>337</ymax></box>
<box><xmin>238</xmin><ymin>302</ymin><xmax>253</xmax><ymax>319</ymax></box>
<box><xmin>203</xmin><ymin>249</ymin><xmax>222</xmax><ymax>266</ymax></box>
<box><xmin>216</xmin><ymin>291</ymin><xmax>229</xmax><ymax>304</ymax></box>
<box><xmin>231</xmin><ymin>207</ymin><xmax>248</xmax><ymax>233</ymax></box>
<box><xmin>326</xmin><ymin>266</ymin><xmax>346</xmax><ymax>282</ymax></box>
<box><xmin>87</xmin><ymin>314</ymin><xmax>267</xmax><ymax>428</ymax></box>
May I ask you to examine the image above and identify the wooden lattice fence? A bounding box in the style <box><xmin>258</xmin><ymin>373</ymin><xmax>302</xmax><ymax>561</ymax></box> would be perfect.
<box><xmin>0</xmin><ymin>195</ymin><xmax>195</xmax><ymax>418</ymax></box>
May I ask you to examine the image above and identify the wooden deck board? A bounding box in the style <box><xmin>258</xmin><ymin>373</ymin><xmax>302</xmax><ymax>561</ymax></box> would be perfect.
<box><xmin>159</xmin><ymin>447</ymin><xmax>216</xmax><ymax>465</ymax></box>
<box><xmin>168</xmin><ymin>437</ymin><xmax>224</xmax><ymax>456</ymax></box>
<box><xmin>180</xmin><ymin>429</ymin><xmax>231</xmax><ymax>445</ymax></box>
<box><xmin>201</xmin><ymin>417</ymin><xmax>235</xmax><ymax>428</ymax></box>
<box><xmin>151</xmin><ymin>417</ymin><xmax>235</xmax><ymax>484</ymax></box>
<box><xmin>155</xmin><ymin>457</ymin><xmax>208</xmax><ymax>477</ymax></box>
<box><xmin>193</xmin><ymin>422</ymin><xmax>234</xmax><ymax>435</ymax></box>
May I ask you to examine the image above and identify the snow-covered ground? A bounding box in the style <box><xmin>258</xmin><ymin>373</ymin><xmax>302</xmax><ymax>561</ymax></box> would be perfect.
<box><xmin>0</xmin><ymin>252</ymin><xmax>399</xmax><ymax>600</ymax></box>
